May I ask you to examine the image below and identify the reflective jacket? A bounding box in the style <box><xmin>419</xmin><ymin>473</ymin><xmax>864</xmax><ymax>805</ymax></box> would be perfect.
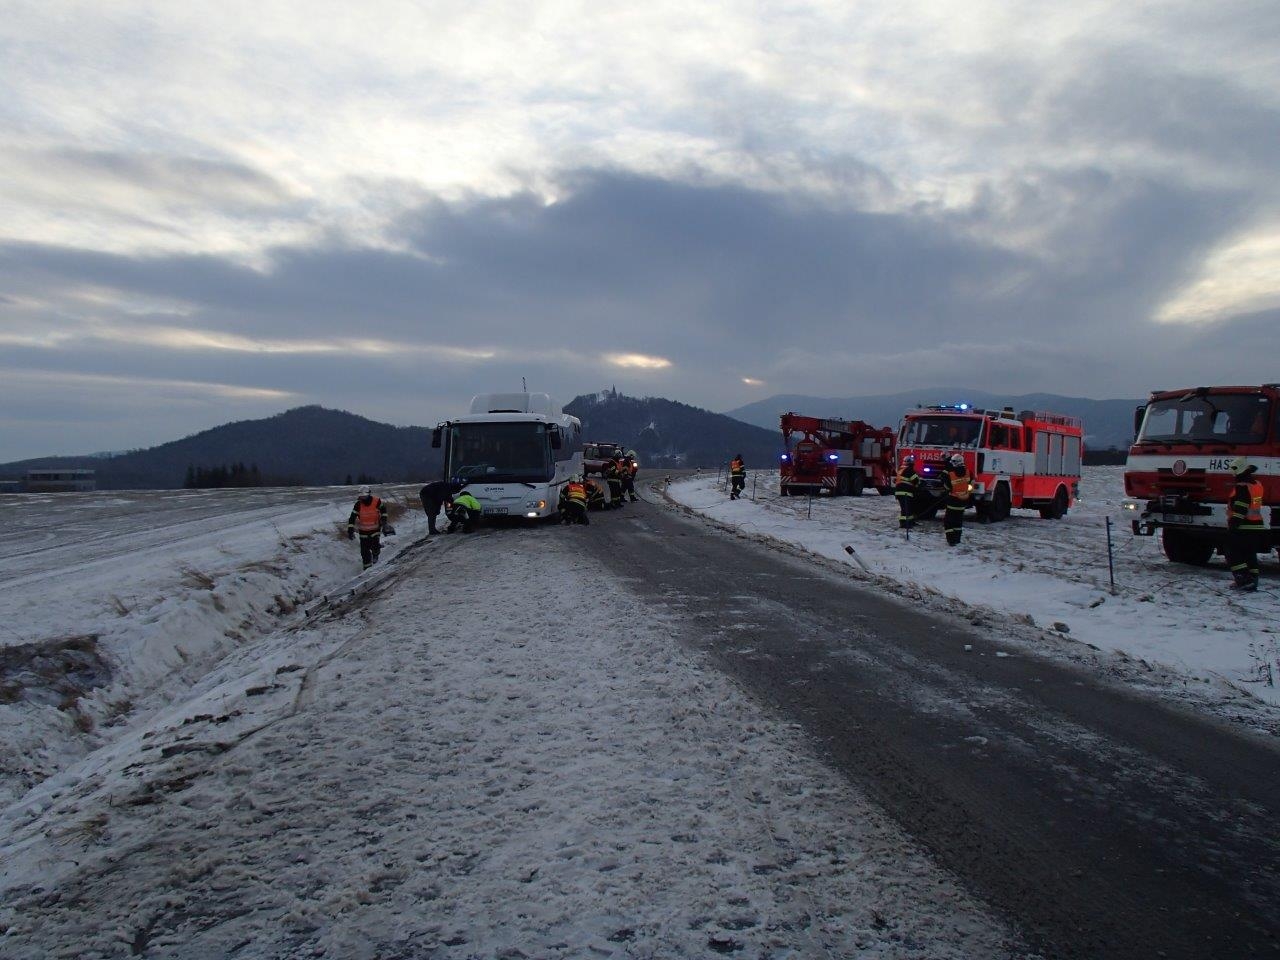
<box><xmin>1229</xmin><ymin>478</ymin><xmax>1264</xmax><ymax>530</ymax></box>
<box><xmin>565</xmin><ymin>481</ymin><xmax>587</xmax><ymax>502</ymax></box>
<box><xmin>943</xmin><ymin>467</ymin><xmax>972</xmax><ymax>505</ymax></box>
<box><xmin>894</xmin><ymin>465</ymin><xmax>920</xmax><ymax>497</ymax></box>
<box><xmin>451</xmin><ymin>492</ymin><xmax>482</xmax><ymax>513</ymax></box>
<box><xmin>348</xmin><ymin>496</ymin><xmax>386</xmax><ymax>533</ymax></box>
<box><xmin>730</xmin><ymin>458</ymin><xmax>746</xmax><ymax>478</ymax></box>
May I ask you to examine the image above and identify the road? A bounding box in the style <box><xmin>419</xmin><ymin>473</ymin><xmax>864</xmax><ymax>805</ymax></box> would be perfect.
<box><xmin>585</xmin><ymin>484</ymin><xmax>1280</xmax><ymax>960</ymax></box>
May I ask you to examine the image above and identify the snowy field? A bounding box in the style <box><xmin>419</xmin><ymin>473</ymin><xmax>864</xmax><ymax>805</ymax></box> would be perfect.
<box><xmin>669</xmin><ymin>466</ymin><xmax>1280</xmax><ymax>718</ymax></box>
<box><xmin>0</xmin><ymin>488</ymin><xmax>1034</xmax><ymax>957</ymax></box>
<box><xmin>0</xmin><ymin>485</ymin><xmax>428</xmax><ymax>808</ymax></box>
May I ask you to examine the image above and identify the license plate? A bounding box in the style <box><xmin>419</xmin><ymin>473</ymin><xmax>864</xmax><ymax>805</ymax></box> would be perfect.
<box><xmin>1161</xmin><ymin>513</ymin><xmax>1192</xmax><ymax>525</ymax></box>
<box><xmin>483</xmin><ymin>507</ymin><xmax>508</xmax><ymax>515</ymax></box>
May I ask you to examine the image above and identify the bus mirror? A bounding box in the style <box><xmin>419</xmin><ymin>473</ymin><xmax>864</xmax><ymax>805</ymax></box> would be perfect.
<box><xmin>1132</xmin><ymin>406</ymin><xmax>1144</xmax><ymax>441</ymax></box>
<box><xmin>431</xmin><ymin>426</ymin><xmax>442</xmax><ymax>449</ymax></box>
<box><xmin>548</xmin><ymin>425</ymin><xmax>562</xmax><ymax>450</ymax></box>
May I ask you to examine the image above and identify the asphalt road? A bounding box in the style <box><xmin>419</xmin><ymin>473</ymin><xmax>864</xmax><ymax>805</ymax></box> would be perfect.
<box><xmin>581</xmin><ymin>484</ymin><xmax>1280</xmax><ymax>960</ymax></box>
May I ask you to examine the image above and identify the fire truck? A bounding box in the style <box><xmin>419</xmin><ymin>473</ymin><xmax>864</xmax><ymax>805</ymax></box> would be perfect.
<box><xmin>896</xmin><ymin>403</ymin><xmax>1084</xmax><ymax>521</ymax></box>
<box><xmin>778</xmin><ymin>413</ymin><xmax>896</xmax><ymax>497</ymax></box>
<box><xmin>1123</xmin><ymin>384</ymin><xmax>1280</xmax><ymax>564</ymax></box>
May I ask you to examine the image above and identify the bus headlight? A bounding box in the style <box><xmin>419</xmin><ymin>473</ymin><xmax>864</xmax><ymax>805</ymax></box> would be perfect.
<box><xmin>526</xmin><ymin>499</ymin><xmax>546</xmax><ymax>509</ymax></box>
<box><xmin>1121</xmin><ymin>500</ymin><xmax>1139</xmax><ymax>512</ymax></box>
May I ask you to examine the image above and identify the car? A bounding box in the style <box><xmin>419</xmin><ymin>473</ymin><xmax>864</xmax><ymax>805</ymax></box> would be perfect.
<box><xmin>582</xmin><ymin>441</ymin><xmax>625</xmax><ymax>476</ymax></box>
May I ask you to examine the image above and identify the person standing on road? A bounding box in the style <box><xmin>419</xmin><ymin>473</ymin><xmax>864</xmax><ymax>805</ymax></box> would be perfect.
<box><xmin>347</xmin><ymin>485</ymin><xmax>389</xmax><ymax>569</ymax></box>
<box><xmin>1226</xmin><ymin>457</ymin><xmax>1264</xmax><ymax>591</ymax></box>
<box><xmin>604</xmin><ymin>456</ymin><xmax>625</xmax><ymax>509</ymax></box>
<box><xmin>418</xmin><ymin>480</ymin><xmax>463</xmax><ymax>535</ymax></box>
<box><xmin>622</xmin><ymin>451</ymin><xmax>640</xmax><ymax>502</ymax></box>
<box><xmin>446</xmin><ymin>489</ymin><xmax>483</xmax><ymax>533</ymax></box>
<box><xmin>894</xmin><ymin>455</ymin><xmax>921</xmax><ymax>530</ymax></box>
<box><xmin>941</xmin><ymin>453</ymin><xmax>971</xmax><ymax>547</ymax></box>
<box><xmin>729</xmin><ymin>455</ymin><xmax>746</xmax><ymax>500</ymax></box>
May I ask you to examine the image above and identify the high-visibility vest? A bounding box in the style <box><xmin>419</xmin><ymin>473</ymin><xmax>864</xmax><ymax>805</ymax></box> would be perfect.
<box><xmin>566</xmin><ymin>481</ymin><xmax>586</xmax><ymax>502</ymax></box>
<box><xmin>1232</xmin><ymin>479</ymin><xmax>1264</xmax><ymax>527</ymax></box>
<box><xmin>452</xmin><ymin>492</ymin><xmax>481</xmax><ymax>512</ymax></box>
<box><xmin>946</xmin><ymin>469</ymin><xmax>972</xmax><ymax>503</ymax></box>
<box><xmin>895</xmin><ymin>467</ymin><xmax>918</xmax><ymax>494</ymax></box>
<box><xmin>354</xmin><ymin>497</ymin><xmax>383</xmax><ymax>532</ymax></box>
<box><xmin>730</xmin><ymin>458</ymin><xmax>745</xmax><ymax>477</ymax></box>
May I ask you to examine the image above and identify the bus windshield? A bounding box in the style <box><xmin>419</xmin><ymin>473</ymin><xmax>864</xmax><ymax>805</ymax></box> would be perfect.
<box><xmin>447</xmin><ymin>422</ymin><xmax>552</xmax><ymax>483</ymax></box>
<box><xmin>1138</xmin><ymin>393</ymin><xmax>1271</xmax><ymax>445</ymax></box>
<box><xmin>899</xmin><ymin>416</ymin><xmax>983</xmax><ymax>448</ymax></box>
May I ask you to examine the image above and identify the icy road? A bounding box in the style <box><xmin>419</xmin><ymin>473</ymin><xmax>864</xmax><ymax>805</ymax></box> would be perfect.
<box><xmin>0</xmin><ymin>478</ymin><xmax>1278</xmax><ymax>958</ymax></box>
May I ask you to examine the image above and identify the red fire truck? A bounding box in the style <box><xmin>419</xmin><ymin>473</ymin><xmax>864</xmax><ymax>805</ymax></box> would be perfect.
<box><xmin>896</xmin><ymin>403</ymin><xmax>1083</xmax><ymax>521</ymax></box>
<box><xmin>779</xmin><ymin>413</ymin><xmax>896</xmax><ymax>497</ymax></box>
<box><xmin>1123</xmin><ymin>384</ymin><xmax>1280</xmax><ymax>564</ymax></box>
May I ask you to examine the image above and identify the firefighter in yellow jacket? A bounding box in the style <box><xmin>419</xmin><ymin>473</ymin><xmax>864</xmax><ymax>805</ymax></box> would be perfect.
<box><xmin>347</xmin><ymin>484</ymin><xmax>389</xmax><ymax>569</ymax></box>
<box><xmin>1226</xmin><ymin>457</ymin><xmax>1264</xmax><ymax>591</ymax></box>
<box><xmin>894</xmin><ymin>455</ymin><xmax>921</xmax><ymax>530</ymax></box>
<box><xmin>729</xmin><ymin>455</ymin><xmax>746</xmax><ymax>500</ymax></box>
<box><xmin>941</xmin><ymin>453</ymin><xmax>971</xmax><ymax>547</ymax></box>
<box><xmin>558</xmin><ymin>476</ymin><xmax>590</xmax><ymax>525</ymax></box>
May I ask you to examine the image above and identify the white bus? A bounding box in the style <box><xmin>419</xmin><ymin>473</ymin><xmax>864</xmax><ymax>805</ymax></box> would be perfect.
<box><xmin>432</xmin><ymin>393</ymin><xmax>583</xmax><ymax>520</ymax></box>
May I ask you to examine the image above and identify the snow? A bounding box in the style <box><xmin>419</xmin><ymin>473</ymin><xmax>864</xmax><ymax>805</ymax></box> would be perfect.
<box><xmin>668</xmin><ymin>467</ymin><xmax>1280</xmax><ymax>717</ymax></box>
<box><xmin>0</xmin><ymin>488</ymin><xmax>1036</xmax><ymax>956</ymax></box>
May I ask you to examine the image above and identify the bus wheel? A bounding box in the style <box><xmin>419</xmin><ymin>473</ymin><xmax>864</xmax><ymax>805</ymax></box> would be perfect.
<box><xmin>1037</xmin><ymin>486</ymin><xmax>1066</xmax><ymax>520</ymax></box>
<box><xmin>1161</xmin><ymin>529</ymin><xmax>1214</xmax><ymax>565</ymax></box>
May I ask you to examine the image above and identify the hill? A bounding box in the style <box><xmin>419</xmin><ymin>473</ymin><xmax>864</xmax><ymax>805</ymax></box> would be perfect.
<box><xmin>566</xmin><ymin>392</ymin><xmax>780</xmax><ymax>469</ymax></box>
<box><xmin>0</xmin><ymin>406</ymin><xmax>440</xmax><ymax>490</ymax></box>
<box><xmin>724</xmin><ymin>388</ymin><xmax>1142</xmax><ymax>451</ymax></box>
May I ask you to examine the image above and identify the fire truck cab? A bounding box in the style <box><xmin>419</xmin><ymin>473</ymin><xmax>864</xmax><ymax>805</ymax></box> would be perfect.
<box><xmin>1123</xmin><ymin>384</ymin><xmax>1280</xmax><ymax>565</ymax></box>
<box><xmin>897</xmin><ymin>404</ymin><xmax>1083</xmax><ymax>521</ymax></box>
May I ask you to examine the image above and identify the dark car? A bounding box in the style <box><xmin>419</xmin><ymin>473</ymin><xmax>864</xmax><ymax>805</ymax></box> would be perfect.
<box><xmin>583</xmin><ymin>441</ymin><xmax>624</xmax><ymax>476</ymax></box>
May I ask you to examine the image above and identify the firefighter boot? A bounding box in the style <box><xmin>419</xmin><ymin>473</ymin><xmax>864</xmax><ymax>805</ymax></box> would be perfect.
<box><xmin>945</xmin><ymin>530</ymin><xmax>962</xmax><ymax>547</ymax></box>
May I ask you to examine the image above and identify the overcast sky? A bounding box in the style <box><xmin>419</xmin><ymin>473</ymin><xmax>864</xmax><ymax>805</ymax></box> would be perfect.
<box><xmin>2</xmin><ymin>1</ymin><xmax>1278</xmax><ymax>461</ymax></box>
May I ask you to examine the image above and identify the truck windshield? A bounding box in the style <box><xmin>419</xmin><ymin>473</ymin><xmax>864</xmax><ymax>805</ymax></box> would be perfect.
<box><xmin>447</xmin><ymin>422</ymin><xmax>552</xmax><ymax>482</ymax></box>
<box><xmin>899</xmin><ymin>416</ymin><xmax>983</xmax><ymax>448</ymax></box>
<box><xmin>1138</xmin><ymin>394</ymin><xmax>1271</xmax><ymax>444</ymax></box>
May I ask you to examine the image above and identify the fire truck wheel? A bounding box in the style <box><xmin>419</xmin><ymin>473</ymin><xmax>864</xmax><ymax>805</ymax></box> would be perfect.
<box><xmin>846</xmin><ymin>471</ymin><xmax>865</xmax><ymax>497</ymax></box>
<box><xmin>989</xmin><ymin>482</ymin><xmax>1012</xmax><ymax>522</ymax></box>
<box><xmin>780</xmin><ymin>484</ymin><xmax>791</xmax><ymax>497</ymax></box>
<box><xmin>876</xmin><ymin>485</ymin><xmax>893</xmax><ymax>496</ymax></box>
<box><xmin>1038</xmin><ymin>486</ymin><xmax>1067</xmax><ymax>520</ymax></box>
<box><xmin>1161</xmin><ymin>529</ymin><xmax>1214</xmax><ymax>566</ymax></box>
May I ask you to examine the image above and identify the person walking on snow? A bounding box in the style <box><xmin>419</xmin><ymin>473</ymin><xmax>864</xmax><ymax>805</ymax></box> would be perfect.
<box><xmin>347</xmin><ymin>484</ymin><xmax>389</xmax><ymax>569</ymax></box>
<box><xmin>604</xmin><ymin>456</ymin><xmax>625</xmax><ymax>509</ymax></box>
<box><xmin>729</xmin><ymin>455</ymin><xmax>746</xmax><ymax>500</ymax></box>
<box><xmin>941</xmin><ymin>453</ymin><xmax>971</xmax><ymax>547</ymax></box>
<box><xmin>419</xmin><ymin>480</ymin><xmax>463</xmax><ymax>535</ymax></box>
<box><xmin>1226</xmin><ymin>457</ymin><xmax>1264</xmax><ymax>591</ymax></box>
<box><xmin>894</xmin><ymin>455</ymin><xmax>921</xmax><ymax>530</ymax></box>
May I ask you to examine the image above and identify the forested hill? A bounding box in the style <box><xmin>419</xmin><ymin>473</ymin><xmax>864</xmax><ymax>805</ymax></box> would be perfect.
<box><xmin>0</xmin><ymin>406</ymin><xmax>439</xmax><ymax>490</ymax></box>
<box><xmin>566</xmin><ymin>392</ymin><xmax>780</xmax><ymax>469</ymax></box>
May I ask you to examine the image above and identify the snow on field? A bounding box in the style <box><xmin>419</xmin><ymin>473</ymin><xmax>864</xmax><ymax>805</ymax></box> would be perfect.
<box><xmin>0</xmin><ymin>508</ymin><xmax>1033</xmax><ymax>957</ymax></box>
<box><xmin>669</xmin><ymin>467</ymin><xmax>1280</xmax><ymax>715</ymax></box>
<box><xmin>0</xmin><ymin>486</ymin><xmax>427</xmax><ymax>807</ymax></box>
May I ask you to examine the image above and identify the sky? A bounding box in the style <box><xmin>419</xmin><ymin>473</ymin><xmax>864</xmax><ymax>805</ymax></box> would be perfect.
<box><xmin>2</xmin><ymin>1</ymin><xmax>1278</xmax><ymax>462</ymax></box>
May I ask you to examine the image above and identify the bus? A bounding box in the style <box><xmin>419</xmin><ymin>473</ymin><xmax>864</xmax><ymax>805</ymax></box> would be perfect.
<box><xmin>432</xmin><ymin>393</ymin><xmax>583</xmax><ymax>520</ymax></box>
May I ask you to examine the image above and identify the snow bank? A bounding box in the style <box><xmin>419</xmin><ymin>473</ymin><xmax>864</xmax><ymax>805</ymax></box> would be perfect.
<box><xmin>0</xmin><ymin>486</ymin><xmax>427</xmax><ymax>806</ymax></box>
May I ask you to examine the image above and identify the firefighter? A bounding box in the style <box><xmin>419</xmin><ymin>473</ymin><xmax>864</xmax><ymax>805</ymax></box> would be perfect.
<box><xmin>729</xmin><ymin>455</ymin><xmax>746</xmax><ymax>500</ymax></box>
<box><xmin>346</xmin><ymin>484</ymin><xmax>389</xmax><ymax>569</ymax></box>
<box><xmin>622</xmin><ymin>450</ymin><xmax>640</xmax><ymax>502</ymax></box>
<box><xmin>894</xmin><ymin>455</ymin><xmax>920</xmax><ymax>530</ymax></box>
<box><xmin>941</xmin><ymin>453</ymin><xmax>971</xmax><ymax>547</ymax></box>
<box><xmin>446</xmin><ymin>489</ymin><xmax>483</xmax><ymax>533</ymax></box>
<box><xmin>604</xmin><ymin>456</ymin><xmax>625</xmax><ymax>508</ymax></box>
<box><xmin>584</xmin><ymin>477</ymin><xmax>607</xmax><ymax>511</ymax></box>
<box><xmin>1226</xmin><ymin>457</ymin><xmax>1264</xmax><ymax>591</ymax></box>
<box><xmin>559</xmin><ymin>476</ymin><xmax>590</xmax><ymax>525</ymax></box>
<box><xmin>419</xmin><ymin>480</ymin><xmax>463</xmax><ymax>535</ymax></box>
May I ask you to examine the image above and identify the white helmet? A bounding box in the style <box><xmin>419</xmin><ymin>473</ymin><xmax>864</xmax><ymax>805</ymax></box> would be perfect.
<box><xmin>1229</xmin><ymin>457</ymin><xmax>1250</xmax><ymax>475</ymax></box>
<box><xmin>949</xmin><ymin>453</ymin><xmax>964</xmax><ymax>466</ymax></box>
<box><xmin>358</xmin><ymin>484</ymin><xmax>371</xmax><ymax>496</ymax></box>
